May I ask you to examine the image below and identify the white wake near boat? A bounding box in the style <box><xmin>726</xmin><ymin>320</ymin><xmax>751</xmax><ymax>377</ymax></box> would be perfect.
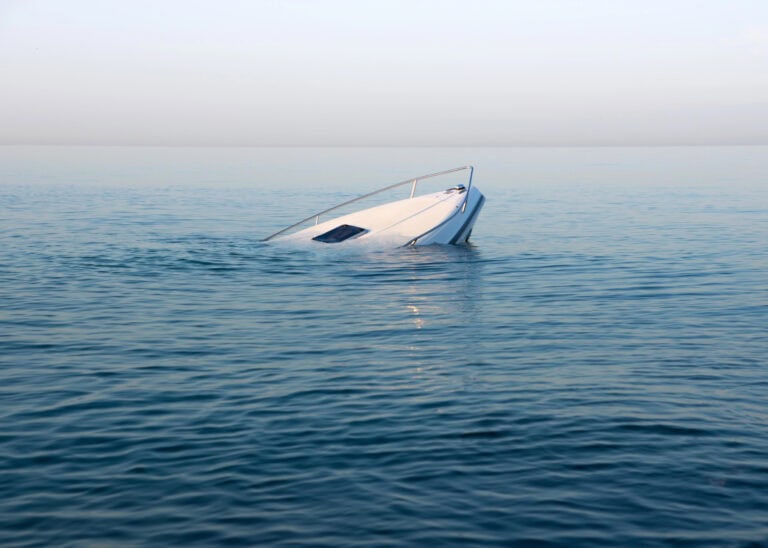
<box><xmin>263</xmin><ymin>166</ymin><xmax>485</xmax><ymax>247</ymax></box>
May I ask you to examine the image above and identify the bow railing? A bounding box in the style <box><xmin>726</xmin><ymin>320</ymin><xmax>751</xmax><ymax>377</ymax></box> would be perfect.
<box><xmin>263</xmin><ymin>165</ymin><xmax>474</xmax><ymax>242</ymax></box>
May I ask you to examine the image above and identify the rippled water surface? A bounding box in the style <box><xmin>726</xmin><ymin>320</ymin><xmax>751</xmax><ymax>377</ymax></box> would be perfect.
<box><xmin>1</xmin><ymin>146</ymin><xmax>767</xmax><ymax>546</ymax></box>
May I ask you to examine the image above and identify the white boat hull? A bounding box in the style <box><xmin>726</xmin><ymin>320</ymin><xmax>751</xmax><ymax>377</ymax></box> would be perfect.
<box><xmin>264</xmin><ymin>166</ymin><xmax>484</xmax><ymax>247</ymax></box>
<box><xmin>275</xmin><ymin>186</ymin><xmax>484</xmax><ymax>247</ymax></box>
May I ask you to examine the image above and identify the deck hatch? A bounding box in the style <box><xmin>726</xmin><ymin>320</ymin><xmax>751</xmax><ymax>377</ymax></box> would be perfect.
<box><xmin>312</xmin><ymin>224</ymin><xmax>368</xmax><ymax>243</ymax></box>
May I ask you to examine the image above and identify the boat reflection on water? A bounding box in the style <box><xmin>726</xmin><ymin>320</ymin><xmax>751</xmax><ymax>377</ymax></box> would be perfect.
<box><xmin>363</xmin><ymin>244</ymin><xmax>487</xmax><ymax>380</ymax></box>
<box><xmin>257</xmin><ymin>231</ymin><xmax>487</xmax><ymax>384</ymax></box>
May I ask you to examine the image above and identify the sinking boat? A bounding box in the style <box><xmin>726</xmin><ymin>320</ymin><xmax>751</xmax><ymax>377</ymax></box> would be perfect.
<box><xmin>263</xmin><ymin>166</ymin><xmax>484</xmax><ymax>247</ymax></box>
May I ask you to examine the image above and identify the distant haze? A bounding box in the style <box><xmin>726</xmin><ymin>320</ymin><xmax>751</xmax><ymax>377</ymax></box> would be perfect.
<box><xmin>1</xmin><ymin>0</ymin><xmax>767</xmax><ymax>146</ymax></box>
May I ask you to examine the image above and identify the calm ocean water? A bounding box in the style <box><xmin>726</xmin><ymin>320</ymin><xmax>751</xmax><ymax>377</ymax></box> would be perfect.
<box><xmin>1</xmin><ymin>146</ymin><xmax>767</xmax><ymax>546</ymax></box>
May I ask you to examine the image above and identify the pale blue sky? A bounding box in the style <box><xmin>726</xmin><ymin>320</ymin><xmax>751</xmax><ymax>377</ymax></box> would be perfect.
<box><xmin>1</xmin><ymin>0</ymin><xmax>767</xmax><ymax>145</ymax></box>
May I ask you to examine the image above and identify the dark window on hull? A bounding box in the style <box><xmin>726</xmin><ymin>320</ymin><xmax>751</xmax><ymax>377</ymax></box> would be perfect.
<box><xmin>312</xmin><ymin>224</ymin><xmax>368</xmax><ymax>243</ymax></box>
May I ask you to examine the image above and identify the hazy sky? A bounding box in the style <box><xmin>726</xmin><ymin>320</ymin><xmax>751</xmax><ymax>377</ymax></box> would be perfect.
<box><xmin>1</xmin><ymin>0</ymin><xmax>767</xmax><ymax>146</ymax></box>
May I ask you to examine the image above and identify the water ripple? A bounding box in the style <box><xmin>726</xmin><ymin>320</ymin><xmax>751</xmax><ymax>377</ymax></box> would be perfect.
<box><xmin>2</xmin><ymin>158</ymin><xmax>768</xmax><ymax>545</ymax></box>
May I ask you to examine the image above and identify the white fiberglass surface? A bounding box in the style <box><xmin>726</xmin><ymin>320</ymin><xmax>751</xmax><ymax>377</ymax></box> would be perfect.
<box><xmin>278</xmin><ymin>189</ymin><xmax>465</xmax><ymax>244</ymax></box>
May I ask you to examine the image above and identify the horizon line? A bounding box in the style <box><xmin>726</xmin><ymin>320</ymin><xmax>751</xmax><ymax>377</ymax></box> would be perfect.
<box><xmin>2</xmin><ymin>142</ymin><xmax>768</xmax><ymax>149</ymax></box>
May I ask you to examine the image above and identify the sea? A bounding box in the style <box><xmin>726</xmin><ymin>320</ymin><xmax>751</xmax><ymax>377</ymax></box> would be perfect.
<box><xmin>1</xmin><ymin>146</ymin><xmax>767</xmax><ymax>546</ymax></box>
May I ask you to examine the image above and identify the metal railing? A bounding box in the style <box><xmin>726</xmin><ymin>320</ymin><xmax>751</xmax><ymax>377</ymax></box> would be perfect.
<box><xmin>263</xmin><ymin>165</ymin><xmax>474</xmax><ymax>242</ymax></box>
